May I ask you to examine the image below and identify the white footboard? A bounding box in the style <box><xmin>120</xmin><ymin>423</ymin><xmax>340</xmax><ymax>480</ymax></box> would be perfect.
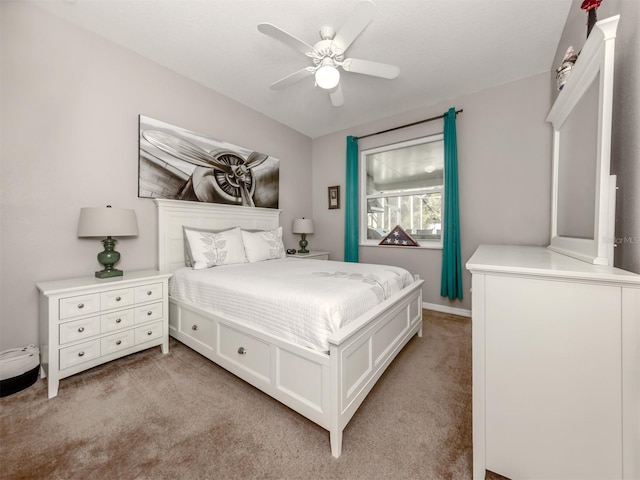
<box><xmin>328</xmin><ymin>279</ymin><xmax>423</xmax><ymax>456</ymax></box>
<box><xmin>168</xmin><ymin>278</ymin><xmax>423</xmax><ymax>457</ymax></box>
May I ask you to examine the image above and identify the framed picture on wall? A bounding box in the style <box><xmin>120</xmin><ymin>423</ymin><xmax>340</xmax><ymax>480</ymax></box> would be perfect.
<box><xmin>328</xmin><ymin>185</ymin><xmax>340</xmax><ymax>209</ymax></box>
<box><xmin>138</xmin><ymin>115</ymin><xmax>280</xmax><ymax>208</ymax></box>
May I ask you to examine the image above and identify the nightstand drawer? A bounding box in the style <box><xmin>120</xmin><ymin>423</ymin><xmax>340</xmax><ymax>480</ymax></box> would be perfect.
<box><xmin>59</xmin><ymin>293</ymin><xmax>100</xmax><ymax>320</ymax></box>
<box><xmin>101</xmin><ymin>309</ymin><xmax>135</xmax><ymax>333</ymax></box>
<box><xmin>307</xmin><ymin>253</ymin><xmax>329</xmax><ymax>260</ymax></box>
<box><xmin>134</xmin><ymin>302</ymin><xmax>163</xmax><ymax>324</ymax></box>
<box><xmin>101</xmin><ymin>287</ymin><xmax>134</xmax><ymax>310</ymax></box>
<box><xmin>59</xmin><ymin>316</ymin><xmax>101</xmax><ymax>345</ymax></box>
<box><xmin>134</xmin><ymin>283</ymin><xmax>163</xmax><ymax>303</ymax></box>
<box><xmin>101</xmin><ymin>330</ymin><xmax>135</xmax><ymax>355</ymax></box>
<box><xmin>59</xmin><ymin>339</ymin><xmax>100</xmax><ymax>370</ymax></box>
<box><xmin>219</xmin><ymin>324</ymin><xmax>270</xmax><ymax>381</ymax></box>
<box><xmin>135</xmin><ymin>321</ymin><xmax>163</xmax><ymax>345</ymax></box>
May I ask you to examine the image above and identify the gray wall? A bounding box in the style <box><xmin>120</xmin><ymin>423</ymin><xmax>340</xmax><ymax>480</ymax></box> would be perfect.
<box><xmin>550</xmin><ymin>0</ymin><xmax>640</xmax><ymax>273</ymax></box>
<box><xmin>311</xmin><ymin>73</ymin><xmax>553</xmax><ymax>312</ymax></box>
<box><xmin>0</xmin><ymin>2</ymin><xmax>312</xmax><ymax>350</ymax></box>
<box><xmin>4</xmin><ymin>1</ymin><xmax>634</xmax><ymax>350</ymax></box>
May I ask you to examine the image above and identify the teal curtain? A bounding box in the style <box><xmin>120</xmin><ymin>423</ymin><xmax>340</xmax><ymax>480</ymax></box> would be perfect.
<box><xmin>441</xmin><ymin>108</ymin><xmax>463</xmax><ymax>300</ymax></box>
<box><xmin>344</xmin><ymin>136</ymin><xmax>359</xmax><ymax>262</ymax></box>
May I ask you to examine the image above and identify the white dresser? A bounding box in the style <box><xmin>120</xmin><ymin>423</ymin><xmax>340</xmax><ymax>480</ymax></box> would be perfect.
<box><xmin>37</xmin><ymin>270</ymin><xmax>171</xmax><ymax>398</ymax></box>
<box><xmin>467</xmin><ymin>245</ymin><xmax>639</xmax><ymax>480</ymax></box>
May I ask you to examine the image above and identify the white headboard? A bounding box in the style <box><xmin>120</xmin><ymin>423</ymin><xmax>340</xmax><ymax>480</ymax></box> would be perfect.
<box><xmin>154</xmin><ymin>198</ymin><xmax>281</xmax><ymax>273</ymax></box>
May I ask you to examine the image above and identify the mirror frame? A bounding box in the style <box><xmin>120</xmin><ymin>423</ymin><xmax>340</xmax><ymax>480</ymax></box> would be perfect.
<box><xmin>546</xmin><ymin>15</ymin><xmax>619</xmax><ymax>265</ymax></box>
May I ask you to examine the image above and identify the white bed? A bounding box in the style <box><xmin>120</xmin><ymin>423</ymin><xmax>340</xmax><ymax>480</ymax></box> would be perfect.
<box><xmin>155</xmin><ymin>198</ymin><xmax>424</xmax><ymax>457</ymax></box>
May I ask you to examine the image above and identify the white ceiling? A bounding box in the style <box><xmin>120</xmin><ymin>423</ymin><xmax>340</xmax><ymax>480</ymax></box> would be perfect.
<box><xmin>31</xmin><ymin>0</ymin><xmax>573</xmax><ymax>139</ymax></box>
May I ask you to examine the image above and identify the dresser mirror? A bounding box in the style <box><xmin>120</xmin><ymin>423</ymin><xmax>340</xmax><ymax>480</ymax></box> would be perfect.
<box><xmin>546</xmin><ymin>15</ymin><xmax>619</xmax><ymax>265</ymax></box>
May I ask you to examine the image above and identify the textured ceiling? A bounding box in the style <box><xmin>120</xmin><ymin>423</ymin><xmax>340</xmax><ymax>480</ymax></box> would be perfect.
<box><xmin>31</xmin><ymin>0</ymin><xmax>573</xmax><ymax>138</ymax></box>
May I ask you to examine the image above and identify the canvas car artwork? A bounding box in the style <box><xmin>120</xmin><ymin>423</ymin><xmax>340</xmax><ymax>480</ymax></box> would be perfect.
<box><xmin>138</xmin><ymin>116</ymin><xmax>279</xmax><ymax>208</ymax></box>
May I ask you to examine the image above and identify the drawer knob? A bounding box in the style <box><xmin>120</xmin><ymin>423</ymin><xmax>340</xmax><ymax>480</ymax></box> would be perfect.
<box><xmin>115</xmin><ymin>296</ymin><xmax>121</xmax><ymax>302</ymax></box>
<box><xmin>78</xmin><ymin>351</ymin><xmax>85</xmax><ymax>357</ymax></box>
<box><xmin>78</xmin><ymin>327</ymin><xmax>85</xmax><ymax>333</ymax></box>
<box><xmin>116</xmin><ymin>340</ymin><xmax>122</xmax><ymax>345</ymax></box>
<box><xmin>238</xmin><ymin>347</ymin><xmax>246</xmax><ymax>355</ymax></box>
<box><xmin>147</xmin><ymin>311</ymin><xmax>152</xmax><ymax>316</ymax></box>
<box><xmin>146</xmin><ymin>290</ymin><xmax>152</xmax><ymax>296</ymax></box>
<box><xmin>116</xmin><ymin>318</ymin><xmax>122</xmax><ymax>324</ymax></box>
<box><xmin>147</xmin><ymin>331</ymin><xmax>153</xmax><ymax>336</ymax></box>
<box><xmin>77</xmin><ymin>303</ymin><xmax>84</xmax><ymax>309</ymax></box>
<box><xmin>192</xmin><ymin>325</ymin><xmax>198</xmax><ymax>331</ymax></box>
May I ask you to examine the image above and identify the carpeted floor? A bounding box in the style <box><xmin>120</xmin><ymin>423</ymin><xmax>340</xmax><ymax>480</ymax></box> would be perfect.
<box><xmin>1</xmin><ymin>310</ymin><xmax>477</xmax><ymax>480</ymax></box>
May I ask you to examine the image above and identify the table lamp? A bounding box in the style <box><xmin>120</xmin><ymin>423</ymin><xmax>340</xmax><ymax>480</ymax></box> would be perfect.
<box><xmin>292</xmin><ymin>218</ymin><xmax>314</xmax><ymax>254</ymax></box>
<box><xmin>77</xmin><ymin>205</ymin><xmax>139</xmax><ymax>278</ymax></box>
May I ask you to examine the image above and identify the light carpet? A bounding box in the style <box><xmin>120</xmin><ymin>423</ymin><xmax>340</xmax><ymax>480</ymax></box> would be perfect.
<box><xmin>1</xmin><ymin>310</ymin><xmax>474</xmax><ymax>479</ymax></box>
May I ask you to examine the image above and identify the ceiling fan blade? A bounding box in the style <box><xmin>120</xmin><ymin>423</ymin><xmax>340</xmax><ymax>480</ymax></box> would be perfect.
<box><xmin>329</xmin><ymin>84</ymin><xmax>344</xmax><ymax>107</ymax></box>
<box><xmin>332</xmin><ymin>0</ymin><xmax>376</xmax><ymax>52</ymax></box>
<box><xmin>257</xmin><ymin>23</ymin><xmax>315</xmax><ymax>56</ymax></box>
<box><xmin>342</xmin><ymin>58</ymin><xmax>399</xmax><ymax>79</ymax></box>
<box><xmin>269</xmin><ymin>67</ymin><xmax>315</xmax><ymax>90</ymax></box>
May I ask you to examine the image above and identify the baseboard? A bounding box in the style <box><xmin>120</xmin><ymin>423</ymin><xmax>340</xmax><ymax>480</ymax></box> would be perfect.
<box><xmin>423</xmin><ymin>302</ymin><xmax>471</xmax><ymax>318</ymax></box>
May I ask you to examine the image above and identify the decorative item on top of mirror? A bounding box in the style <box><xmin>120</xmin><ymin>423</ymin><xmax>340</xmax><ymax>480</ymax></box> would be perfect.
<box><xmin>556</xmin><ymin>46</ymin><xmax>577</xmax><ymax>91</ymax></box>
<box><xmin>328</xmin><ymin>185</ymin><xmax>340</xmax><ymax>210</ymax></box>
<box><xmin>581</xmin><ymin>0</ymin><xmax>603</xmax><ymax>38</ymax></box>
<box><xmin>379</xmin><ymin>225</ymin><xmax>419</xmax><ymax>247</ymax></box>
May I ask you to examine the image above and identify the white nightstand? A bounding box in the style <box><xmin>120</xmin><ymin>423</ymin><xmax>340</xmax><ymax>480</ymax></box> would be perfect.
<box><xmin>36</xmin><ymin>269</ymin><xmax>171</xmax><ymax>398</ymax></box>
<box><xmin>287</xmin><ymin>250</ymin><xmax>330</xmax><ymax>260</ymax></box>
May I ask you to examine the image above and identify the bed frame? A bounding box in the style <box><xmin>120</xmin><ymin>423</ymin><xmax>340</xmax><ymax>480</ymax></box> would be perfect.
<box><xmin>155</xmin><ymin>198</ymin><xmax>424</xmax><ymax>457</ymax></box>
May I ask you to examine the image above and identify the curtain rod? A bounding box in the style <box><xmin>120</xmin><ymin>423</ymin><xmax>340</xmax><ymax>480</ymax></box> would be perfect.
<box><xmin>355</xmin><ymin>108</ymin><xmax>463</xmax><ymax>140</ymax></box>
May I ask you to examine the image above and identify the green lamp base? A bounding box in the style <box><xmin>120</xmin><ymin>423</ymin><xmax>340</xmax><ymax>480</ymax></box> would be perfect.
<box><xmin>298</xmin><ymin>233</ymin><xmax>309</xmax><ymax>254</ymax></box>
<box><xmin>95</xmin><ymin>268</ymin><xmax>123</xmax><ymax>279</ymax></box>
<box><xmin>95</xmin><ymin>236</ymin><xmax>124</xmax><ymax>279</ymax></box>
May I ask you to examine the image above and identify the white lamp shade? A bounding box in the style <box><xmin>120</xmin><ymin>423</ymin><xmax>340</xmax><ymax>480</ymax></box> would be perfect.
<box><xmin>77</xmin><ymin>207</ymin><xmax>139</xmax><ymax>238</ymax></box>
<box><xmin>292</xmin><ymin>218</ymin><xmax>314</xmax><ymax>234</ymax></box>
<box><xmin>315</xmin><ymin>64</ymin><xmax>340</xmax><ymax>90</ymax></box>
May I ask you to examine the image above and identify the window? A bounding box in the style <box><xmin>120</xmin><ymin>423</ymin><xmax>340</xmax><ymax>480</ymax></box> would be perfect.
<box><xmin>360</xmin><ymin>134</ymin><xmax>444</xmax><ymax>248</ymax></box>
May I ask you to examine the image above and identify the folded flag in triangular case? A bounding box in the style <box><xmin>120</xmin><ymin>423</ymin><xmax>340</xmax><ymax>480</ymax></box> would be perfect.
<box><xmin>379</xmin><ymin>225</ymin><xmax>419</xmax><ymax>247</ymax></box>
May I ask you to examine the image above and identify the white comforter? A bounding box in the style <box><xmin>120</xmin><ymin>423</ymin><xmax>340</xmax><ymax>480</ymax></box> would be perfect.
<box><xmin>169</xmin><ymin>258</ymin><xmax>414</xmax><ymax>352</ymax></box>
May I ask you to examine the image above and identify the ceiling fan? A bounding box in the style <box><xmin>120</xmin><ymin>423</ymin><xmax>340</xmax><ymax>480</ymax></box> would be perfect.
<box><xmin>257</xmin><ymin>0</ymin><xmax>399</xmax><ymax>107</ymax></box>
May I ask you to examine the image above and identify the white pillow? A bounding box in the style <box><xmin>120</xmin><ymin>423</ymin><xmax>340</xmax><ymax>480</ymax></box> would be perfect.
<box><xmin>241</xmin><ymin>227</ymin><xmax>286</xmax><ymax>262</ymax></box>
<box><xmin>184</xmin><ymin>227</ymin><xmax>248</xmax><ymax>269</ymax></box>
<box><xmin>182</xmin><ymin>226</ymin><xmax>233</xmax><ymax>267</ymax></box>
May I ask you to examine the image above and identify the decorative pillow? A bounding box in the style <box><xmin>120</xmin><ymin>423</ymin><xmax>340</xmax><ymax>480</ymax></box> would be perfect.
<box><xmin>241</xmin><ymin>227</ymin><xmax>286</xmax><ymax>262</ymax></box>
<box><xmin>182</xmin><ymin>226</ymin><xmax>234</xmax><ymax>267</ymax></box>
<box><xmin>184</xmin><ymin>227</ymin><xmax>248</xmax><ymax>269</ymax></box>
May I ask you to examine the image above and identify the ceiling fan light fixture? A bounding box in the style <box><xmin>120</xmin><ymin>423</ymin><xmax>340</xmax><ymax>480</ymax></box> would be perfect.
<box><xmin>315</xmin><ymin>64</ymin><xmax>340</xmax><ymax>90</ymax></box>
<box><xmin>258</xmin><ymin>1</ymin><xmax>398</xmax><ymax>103</ymax></box>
